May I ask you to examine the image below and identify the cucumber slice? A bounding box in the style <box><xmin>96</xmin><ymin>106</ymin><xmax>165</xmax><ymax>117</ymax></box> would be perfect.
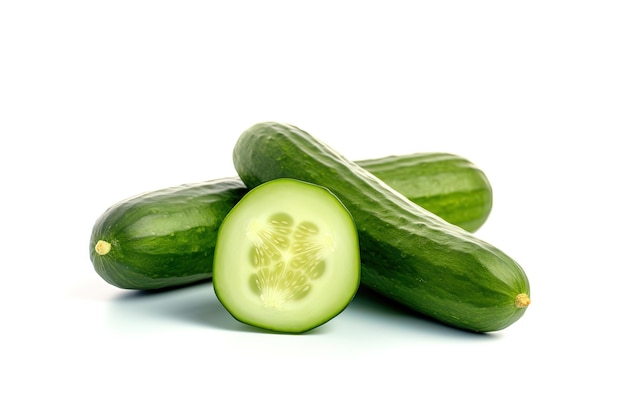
<box><xmin>212</xmin><ymin>178</ymin><xmax>360</xmax><ymax>333</ymax></box>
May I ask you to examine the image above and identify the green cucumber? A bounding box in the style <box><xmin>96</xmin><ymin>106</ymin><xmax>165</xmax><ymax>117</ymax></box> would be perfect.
<box><xmin>233</xmin><ymin>122</ymin><xmax>531</xmax><ymax>332</ymax></box>
<box><xmin>89</xmin><ymin>152</ymin><xmax>492</xmax><ymax>291</ymax></box>
<box><xmin>90</xmin><ymin>178</ymin><xmax>247</xmax><ymax>290</ymax></box>
<box><xmin>213</xmin><ymin>178</ymin><xmax>360</xmax><ymax>333</ymax></box>
<box><xmin>357</xmin><ymin>153</ymin><xmax>492</xmax><ymax>233</ymax></box>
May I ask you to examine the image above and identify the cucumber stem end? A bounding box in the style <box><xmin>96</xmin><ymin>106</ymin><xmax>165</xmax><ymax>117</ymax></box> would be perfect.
<box><xmin>95</xmin><ymin>240</ymin><xmax>111</xmax><ymax>256</ymax></box>
<box><xmin>514</xmin><ymin>293</ymin><xmax>531</xmax><ymax>308</ymax></box>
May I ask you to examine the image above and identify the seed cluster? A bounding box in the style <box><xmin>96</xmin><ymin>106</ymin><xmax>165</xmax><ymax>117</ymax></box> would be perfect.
<box><xmin>247</xmin><ymin>212</ymin><xmax>331</xmax><ymax>308</ymax></box>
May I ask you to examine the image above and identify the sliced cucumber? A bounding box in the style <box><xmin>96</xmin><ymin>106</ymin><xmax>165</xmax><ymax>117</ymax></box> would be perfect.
<box><xmin>212</xmin><ymin>178</ymin><xmax>360</xmax><ymax>333</ymax></box>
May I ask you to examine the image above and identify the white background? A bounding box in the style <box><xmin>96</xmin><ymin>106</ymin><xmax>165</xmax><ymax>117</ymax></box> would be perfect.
<box><xmin>1</xmin><ymin>1</ymin><xmax>625</xmax><ymax>415</ymax></box>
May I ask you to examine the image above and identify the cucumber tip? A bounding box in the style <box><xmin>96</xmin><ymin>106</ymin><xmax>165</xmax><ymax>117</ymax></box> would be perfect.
<box><xmin>515</xmin><ymin>293</ymin><xmax>531</xmax><ymax>308</ymax></box>
<box><xmin>95</xmin><ymin>240</ymin><xmax>112</xmax><ymax>256</ymax></box>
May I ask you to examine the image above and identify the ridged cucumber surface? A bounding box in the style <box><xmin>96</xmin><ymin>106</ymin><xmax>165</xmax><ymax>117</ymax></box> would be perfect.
<box><xmin>233</xmin><ymin>122</ymin><xmax>531</xmax><ymax>332</ymax></box>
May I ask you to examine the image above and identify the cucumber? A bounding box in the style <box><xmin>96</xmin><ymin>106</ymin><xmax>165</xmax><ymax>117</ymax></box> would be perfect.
<box><xmin>212</xmin><ymin>178</ymin><xmax>360</xmax><ymax>333</ymax></box>
<box><xmin>89</xmin><ymin>178</ymin><xmax>247</xmax><ymax>290</ymax></box>
<box><xmin>90</xmin><ymin>152</ymin><xmax>492</xmax><ymax>291</ymax></box>
<box><xmin>357</xmin><ymin>153</ymin><xmax>492</xmax><ymax>233</ymax></box>
<box><xmin>233</xmin><ymin>122</ymin><xmax>531</xmax><ymax>332</ymax></box>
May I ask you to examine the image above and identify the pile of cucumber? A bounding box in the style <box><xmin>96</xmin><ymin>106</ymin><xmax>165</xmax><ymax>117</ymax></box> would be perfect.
<box><xmin>90</xmin><ymin>122</ymin><xmax>530</xmax><ymax>333</ymax></box>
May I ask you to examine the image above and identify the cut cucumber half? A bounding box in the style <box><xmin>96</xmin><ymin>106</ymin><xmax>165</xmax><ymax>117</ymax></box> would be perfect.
<box><xmin>212</xmin><ymin>178</ymin><xmax>360</xmax><ymax>333</ymax></box>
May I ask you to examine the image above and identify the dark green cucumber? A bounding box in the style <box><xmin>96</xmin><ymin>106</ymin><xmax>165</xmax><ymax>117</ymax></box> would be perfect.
<box><xmin>213</xmin><ymin>178</ymin><xmax>360</xmax><ymax>333</ymax></box>
<box><xmin>90</xmin><ymin>178</ymin><xmax>247</xmax><ymax>290</ymax></box>
<box><xmin>233</xmin><ymin>122</ymin><xmax>531</xmax><ymax>332</ymax></box>
<box><xmin>90</xmin><ymin>152</ymin><xmax>493</xmax><ymax>291</ymax></box>
<box><xmin>357</xmin><ymin>153</ymin><xmax>492</xmax><ymax>232</ymax></box>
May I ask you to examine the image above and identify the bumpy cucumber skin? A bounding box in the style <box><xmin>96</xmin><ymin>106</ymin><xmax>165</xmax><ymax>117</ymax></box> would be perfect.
<box><xmin>358</xmin><ymin>153</ymin><xmax>492</xmax><ymax>232</ymax></box>
<box><xmin>89</xmin><ymin>178</ymin><xmax>247</xmax><ymax>290</ymax></box>
<box><xmin>233</xmin><ymin>122</ymin><xmax>531</xmax><ymax>332</ymax></box>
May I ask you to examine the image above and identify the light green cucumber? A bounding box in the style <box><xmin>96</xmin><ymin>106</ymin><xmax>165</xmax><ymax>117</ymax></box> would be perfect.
<box><xmin>212</xmin><ymin>178</ymin><xmax>360</xmax><ymax>333</ymax></box>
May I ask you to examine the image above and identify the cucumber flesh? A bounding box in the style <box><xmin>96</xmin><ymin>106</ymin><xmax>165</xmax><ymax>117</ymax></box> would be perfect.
<box><xmin>212</xmin><ymin>178</ymin><xmax>360</xmax><ymax>333</ymax></box>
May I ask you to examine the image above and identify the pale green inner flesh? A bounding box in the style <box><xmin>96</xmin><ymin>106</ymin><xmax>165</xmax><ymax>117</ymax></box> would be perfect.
<box><xmin>246</xmin><ymin>212</ymin><xmax>334</xmax><ymax>309</ymax></box>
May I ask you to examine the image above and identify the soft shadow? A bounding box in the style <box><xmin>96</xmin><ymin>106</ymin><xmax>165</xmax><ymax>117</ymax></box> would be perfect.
<box><xmin>107</xmin><ymin>281</ymin><xmax>500</xmax><ymax>339</ymax></box>
<box><xmin>131</xmin><ymin>278</ymin><xmax>212</xmax><ymax>294</ymax></box>
<box><xmin>108</xmin><ymin>282</ymin><xmax>239</xmax><ymax>332</ymax></box>
<box><xmin>107</xmin><ymin>282</ymin><xmax>330</xmax><ymax>335</ymax></box>
<box><xmin>347</xmin><ymin>286</ymin><xmax>499</xmax><ymax>340</ymax></box>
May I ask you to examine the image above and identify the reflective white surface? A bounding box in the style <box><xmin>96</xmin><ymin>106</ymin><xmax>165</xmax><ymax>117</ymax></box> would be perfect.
<box><xmin>2</xmin><ymin>1</ymin><xmax>624</xmax><ymax>415</ymax></box>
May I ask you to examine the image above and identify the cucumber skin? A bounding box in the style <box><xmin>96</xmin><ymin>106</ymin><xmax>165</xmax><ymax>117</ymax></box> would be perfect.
<box><xmin>358</xmin><ymin>153</ymin><xmax>492</xmax><ymax>233</ymax></box>
<box><xmin>90</xmin><ymin>153</ymin><xmax>493</xmax><ymax>291</ymax></box>
<box><xmin>89</xmin><ymin>178</ymin><xmax>247</xmax><ymax>290</ymax></box>
<box><xmin>233</xmin><ymin>122</ymin><xmax>531</xmax><ymax>332</ymax></box>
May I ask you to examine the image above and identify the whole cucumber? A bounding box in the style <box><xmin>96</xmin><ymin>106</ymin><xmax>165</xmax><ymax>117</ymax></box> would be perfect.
<box><xmin>233</xmin><ymin>122</ymin><xmax>530</xmax><ymax>332</ymax></box>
